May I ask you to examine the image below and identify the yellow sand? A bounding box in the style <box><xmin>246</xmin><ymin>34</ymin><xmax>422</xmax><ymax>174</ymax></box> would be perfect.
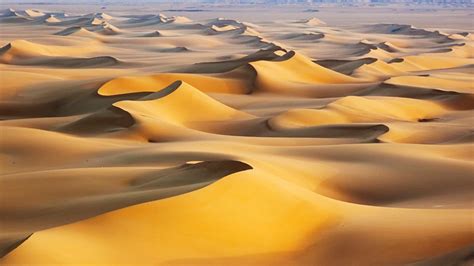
<box><xmin>1</xmin><ymin>6</ymin><xmax>473</xmax><ymax>266</ymax></box>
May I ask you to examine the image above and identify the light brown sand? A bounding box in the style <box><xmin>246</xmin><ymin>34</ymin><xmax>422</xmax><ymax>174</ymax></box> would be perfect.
<box><xmin>0</xmin><ymin>6</ymin><xmax>473</xmax><ymax>266</ymax></box>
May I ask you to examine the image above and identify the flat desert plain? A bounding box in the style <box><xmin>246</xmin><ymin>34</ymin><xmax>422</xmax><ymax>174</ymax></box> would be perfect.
<box><xmin>0</xmin><ymin>4</ymin><xmax>473</xmax><ymax>265</ymax></box>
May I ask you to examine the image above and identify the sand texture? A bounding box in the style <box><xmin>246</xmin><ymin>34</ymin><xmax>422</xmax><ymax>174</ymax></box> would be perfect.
<box><xmin>0</xmin><ymin>6</ymin><xmax>473</xmax><ymax>266</ymax></box>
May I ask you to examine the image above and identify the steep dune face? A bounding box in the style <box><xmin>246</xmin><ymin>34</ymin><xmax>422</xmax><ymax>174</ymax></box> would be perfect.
<box><xmin>113</xmin><ymin>81</ymin><xmax>254</xmax><ymax>127</ymax></box>
<box><xmin>300</xmin><ymin>17</ymin><xmax>327</xmax><ymax>26</ymax></box>
<box><xmin>87</xmin><ymin>12</ymin><xmax>114</xmax><ymax>21</ymax></box>
<box><xmin>91</xmin><ymin>22</ymin><xmax>123</xmax><ymax>35</ymax></box>
<box><xmin>98</xmin><ymin>69</ymin><xmax>254</xmax><ymax>95</ymax></box>
<box><xmin>0</xmin><ymin>40</ymin><xmax>121</xmax><ymax>67</ymax></box>
<box><xmin>357</xmin><ymin>24</ymin><xmax>449</xmax><ymax>40</ymax></box>
<box><xmin>249</xmin><ymin>51</ymin><xmax>371</xmax><ymax>96</ymax></box>
<box><xmin>54</xmin><ymin>26</ymin><xmax>99</xmax><ymax>37</ymax></box>
<box><xmin>0</xmin><ymin>39</ymin><xmax>100</xmax><ymax>59</ymax></box>
<box><xmin>278</xmin><ymin>32</ymin><xmax>325</xmax><ymax>41</ymax></box>
<box><xmin>37</xmin><ymin>14</ymin><xmax>61</xmax><ymax>24</ymax></box>
<box><xmin>352</xmin><ymin>41</ymin><xmax>473</xmax><ymax>80</ymax></box>
<box><xmin>0</xmin><ymin>147</ymin><xmax>251</xmax><ymax>256</ymax></box>
<box><xmin>2</xmin><ymin>146</ymin><xmax>473</xmax><ymax>265</ymax></box>
<box><xmin>23</xmin><ymin>9</ymin><xmax>45</xmax><ymax>18</ymax></box>
<box><xmin>1</xmin><ymin>7</ymin><xmax>473</xmax><ymax>266</ymax></box>
<box><xmin>1</xmin><ymin>170</ymin><xmax>340</xmax><ymax>264</ymax></box>
<box><xmin>250</xmin><ymin>51</ymin><xmax>360</xmax><ymax>84</ymax></box>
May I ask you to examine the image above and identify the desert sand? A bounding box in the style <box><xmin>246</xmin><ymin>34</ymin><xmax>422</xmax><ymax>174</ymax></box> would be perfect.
<box><xmin>0</xmin><ymin>4</ymin><xmax>473</xmax><ymax>266</ymax></box>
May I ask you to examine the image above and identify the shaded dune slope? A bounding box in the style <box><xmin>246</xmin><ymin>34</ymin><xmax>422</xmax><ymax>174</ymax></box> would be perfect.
<box><xmin>0</xmin><ymin>40</ymin><xmax>121</xmax><ymax>67</ymax></box>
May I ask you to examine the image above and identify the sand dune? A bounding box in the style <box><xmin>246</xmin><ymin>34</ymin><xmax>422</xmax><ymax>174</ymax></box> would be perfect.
<box><xmin>0</xmin><ymin>39</ymin><xmax>100</xmax><ymax>59</ymax></box>
<box><xmin>0</xmin><ymin>130</ymin><xmax>252</xmax><ymax>255</ymax></box>
<box><xmin>99</xmin><ymin>68</ymin><xmax>253</xmax><ymax>95</ymax></box>
<box><xmin>2</xmin><ymin>151</ymin><xmax>472</xmax><ymax>264</ymax></box>
<box><xmin>140</xmin><ymin>30</ymin><xmax>164</xmax><ymax>37</ymax></box>
<box><xmin>386</xmin><ymin>74</ymin><xmax>474</xmax><ymax>93</ymax></box>
<box><xmin>0</xmin><ymin>39</ymin><xmax>120</xmax><ymax>67</ymax></box>
<box><xmin>299</xmin><ymin>17</ymin><xmax>327</xmax><ymax>26</ymax></box>
<box><xmin>54</xmin><ymin>26</ymin><xmax>99</xmax><ymax>37</ymax></box>
<box><xmin>206</xmin><ymin>24</ymin><xmax>240</xmax><ymax>34</ymax></box>
<box><xmin>86</xmin><ymin>12</ymin><xmax>114</xmax><ymax>21</ymax></box>
<box><xmin>124</xmin><ymin>14</ymin><xmax>169</xmax><ymax>26</ymax></box>
<box><xmin>55</xmin><ymin>23</ymin><xmax>123</xmax><ymax>37</ymax></box>
<box><xmin>1</xmin><ymin>8</ymin><xmax>20</xmax><ymax>17</ymax></box>
<box><xmin>113</xmin><ymin>81</ymin><xmax>254</xmax><ymax>126</ymax></box>
<box><xmin>123</xmin><ymin>14</ymin><xmax>192</xmax><ymax>27</ymax></box>
<box><xmin>249</xmin><ymin>51</ymin><xmax>370</xmax><ymax>96</ymax></box>
<box><xmin>359</xmin><ymin>23</ymin><xmax>448</xmax><ymax>38</ymax></box>
<box><xmin>163</xmin><ymin>15</ymin><xmax>193</xmax><ymax>24</ymax></box>
<box><xmin>93</xmin><ymin>22</ymin><xmax>123</xmax><ymax>35</ymax></box>
<box><xmin>316</xmin><ymin>58</ymin><xmax>377</xmax><ymax>75</ymax></box>
<box><xmin>0</xmin><ymin>6</ymin><xmax>473</xmax><ymax>266</ymax></box>
<box><xmin>0</xmin><ymin>10</ymin><xmax>29</xmax><ymax>23</ymax></box>
<box><xmin>23</xmin><ymin>9</ymin><xmax>45</xmax><ymax>18</ymax></box>
<box><xmin>279</xmin><ymin>32</ymin><xmax>325</xmax><ymax>41</ymax></box>
<box><xmin>28</xmin><ymin>14</ymin><xmax>62</xmax><ymax>24</ymax></box>
<box><xmin>270</xmin><ymin>96</ymin><xmax>449</xmax><ymax>129</ymax></box>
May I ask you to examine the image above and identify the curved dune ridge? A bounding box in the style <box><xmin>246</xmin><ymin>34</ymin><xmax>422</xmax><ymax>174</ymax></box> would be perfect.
<box><xmin>88</xmin><ymin>17</ymin><xmax>105</xmax><ymax>26</ymax></box>
<box><xmin>0</xmin><ymin>150</ymin><xmax>252</xmax><ymax>257</ymax></box>
<box><xmin>124</xmin><ymin>14</ymin><xmax>168</xmax><ymax>25</ymax></box>
<box><xmin>0</xmin><ymin>39</ymin><xmax>100</xmax><ymax>58</ymax></box>
<box><xmin>250</xmin><ymin>50</ymin><xmax>359</xmax><ymax>84</ymax></box>
<box><xmin>87</xmin><ymin>12</ymin><xmax>114</xmax><ymax>21</ymax></box>
<box><xmin>0</xmin><ymin>39</ymin><xmax>121</xmax><ymax>67</ymax></box>
<box><xmin>280</xmin><ymin>32</ymin><xmax>325</xmax><ymax>41</ymax></box>
<box><xmin>31</xmin><ymin>14</ymin><xmax>62</xmax><ymax>24</ymax></box>
<box><xmin>1</xmin><ymin>7</ymin><xmax>473</xmax><ymax>266</ymax></box>
<box><xmin>23</xmin><ymin>9</ymin><xmax>45</xmax><ymax>18</ymax></box>
<box><xmin>248</xmin><ymin>51</ymin><xmax>372</xmax><ymax>96</ymax></box>
<box><xmin>54</xmin><ymin>23</ymin><xmax>124</xmax><ymax>36</ymax></box>
<box><xmin>54</xmin><ymin>26</ymin><xmax>98</xmax><ymax>37</ymax></box>
<box><xmin>300</xmin><ymin>17</ymin><xmax>327</xmax><ymax>26</ymax></box>
<box><xmin>207</xmin><ymin>24</ymin><xmax>240</xmax><ymax>34</ymax></box>
<box><xmin>270</xmin><ymin>96</ymin><xmax>449</xmax><ymax>128</ymax></box>
<box><xmin>359</xmin><ymin>23</ymin><xmax>448</xmax><ymax>37</ymax></box>
<box><xmin>98</xmin><ymin>70</ymin><xmax>253</xmax><ymax>95</ymax></box>
<box><xmin>112</xmin><ymin>81</ymin><xmax>254</xmax><ymax>126</ymax></box>
<box><xmin>140</xmin><ymin>30</ymin><xmax>164</xmax><ymax>37</ymax></box>
<box><xmin>203</xmin><ymin>18</ymin><xmax>261</xmax><ymax>39</ymax></box>
<box><xmin>123</xmin><ymin>13</ymin><xmax>192</xmax><ymax>26</ymax></box>
<box><xmin>93</xmin><ymin>22</ymin><xmax>123</xmax><ymax>35</ymax></box>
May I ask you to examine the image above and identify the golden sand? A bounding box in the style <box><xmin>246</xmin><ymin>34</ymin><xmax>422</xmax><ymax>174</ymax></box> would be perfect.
<box><xmin>0</xmin><ymin>6</ymin><xmax>473</xmax><ymax>265</ymax></box>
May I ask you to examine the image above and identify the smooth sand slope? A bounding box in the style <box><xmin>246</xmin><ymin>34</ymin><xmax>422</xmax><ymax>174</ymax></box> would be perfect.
<box><xmin>0</xmin><ymin>6</ymin><xmax>473</xmax><ymax>266</ymax></box>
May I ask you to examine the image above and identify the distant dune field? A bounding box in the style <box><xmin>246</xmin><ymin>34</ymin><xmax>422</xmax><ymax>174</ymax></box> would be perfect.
<box><xmin>0</xmin><ymin>5</ymin><xmax>473</xmax><ymax>266</ymax></box>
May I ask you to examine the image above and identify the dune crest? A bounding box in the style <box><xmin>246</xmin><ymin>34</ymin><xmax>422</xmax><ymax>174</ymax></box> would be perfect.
<box><xmin>141</xmin><ymin>30</ymin><xmax>163</xmax><ymax>37</ymax></box>
<box><xmin>113</xmin><ymin>81</ymin><xmax>254</xmax><ymax>127</ymax></box>
<box><xmin>0</xmin><ymin>39</ymin><xmax>100</xmax><ymax>59</ymax></box>
<box><xmin>249</xmin><ymin>51</ymin><xmax>368</xmax><ymax>96</ymax></box>
<box><xmin>54</xmin><ymin>26</ymin><xmax>98</xmax><ymax>37</ymax></box>
<box><xmin>0</xmin><ymin>39</ymin><xmax>120</xmax><ymax>67</ymax></box>
<box><xmin>24</xmin><ymin>9</ymin><xmax>45</xmax><ymax>18</ymax></box>
<box><xmin>300</xmin><ymin>17</ymin><xmax>326</xmax><ymax>26</ymax></box>
<box><xmin>86</xmin><ymin>12</ymin><xmax>114</xmax><ymax>20</ymax></box>
<box><xmin>93</xmin><ymin>22</ymin><xmax>123</xmax><ymax>35</ymax></box>
<box><xmin>271</xmin><ymin>95</ymin><xmax>449</xmax><ymax>130</ymax></box>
